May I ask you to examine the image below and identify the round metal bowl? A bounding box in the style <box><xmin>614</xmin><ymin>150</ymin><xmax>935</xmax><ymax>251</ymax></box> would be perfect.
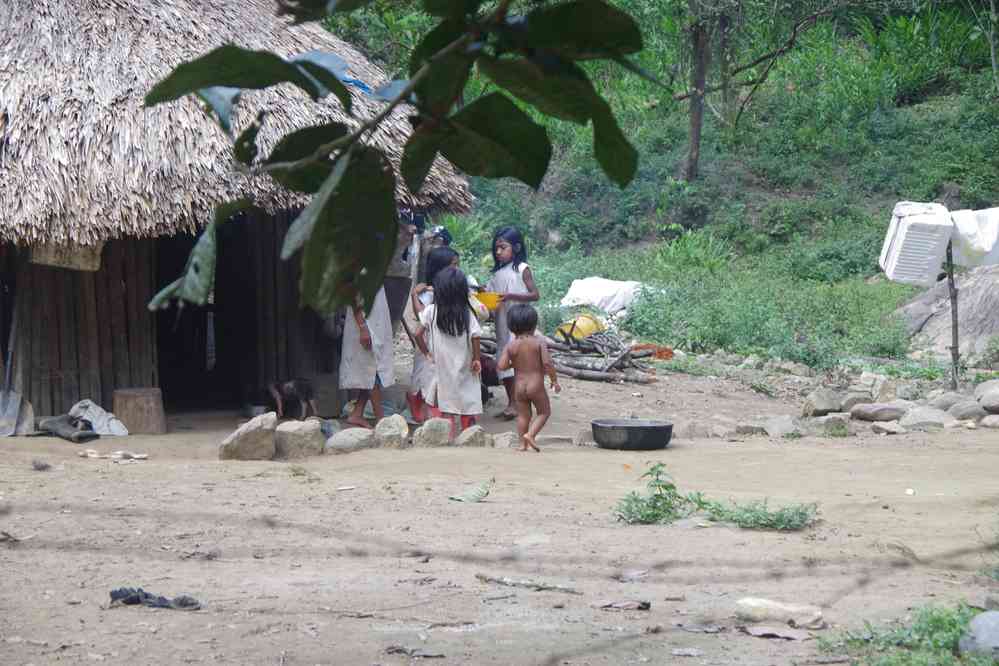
<box><xmin>591</xmin><ymin>419</ymin><xmax>673</xmax><ymax>451</ymax></box>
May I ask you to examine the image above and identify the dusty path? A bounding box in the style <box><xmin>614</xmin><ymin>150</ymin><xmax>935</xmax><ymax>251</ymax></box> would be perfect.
<box><xmin>2</xmin><ymin>372</ymin><xmax>997</xmax><ymax>665</ymax></box>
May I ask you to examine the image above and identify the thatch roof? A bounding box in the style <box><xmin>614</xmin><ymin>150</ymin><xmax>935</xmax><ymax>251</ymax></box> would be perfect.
<box><xmin>0</xmin><ymin>0</ymin><xmax>472</xmax><ymax>246</ymax></box>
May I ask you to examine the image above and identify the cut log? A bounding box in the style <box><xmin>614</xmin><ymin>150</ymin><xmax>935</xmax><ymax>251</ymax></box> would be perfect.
<box><xmin>112</xmin><ymin>387</ymin><xmax>166</xmax><ymax>434</ymax></box>
<box><xmin>554</xmin><ymin>364</ymin><xmax>656</xmax><ymax>384</ymax></box>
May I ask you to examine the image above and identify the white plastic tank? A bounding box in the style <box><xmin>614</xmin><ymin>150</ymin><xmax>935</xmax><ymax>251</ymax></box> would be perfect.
<box><xmin>879</xmin><ymin>202</ymin><xmax>954</xmax><ymax>287</ymax></box>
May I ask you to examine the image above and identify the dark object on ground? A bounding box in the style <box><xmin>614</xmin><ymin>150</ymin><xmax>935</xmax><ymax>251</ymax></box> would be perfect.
<box><xmin>0</xmin><ymin>302</ymin><xmax>22</xmax><ymax>436</ymax></box>
<box><xmin>475</xmin><ymin>573</ymin><xmax>582</xmax><ymax>595</ymax></box>
<box><xmin>109</xmin><ymin>587</ymin><xmax>201</xmax><ymax>611</ymax></box>
<box><xmin>386</xmin><ymin>645</ymin><xmax>445</xmax><ymax>659</ymax></box>
<box><xmin>596</xmin><ymin>599</ymin><xmax>652</xmax><ymax>611</ymax></box>
<box><xmin>35</xmin><ymin>414</ymin><xmax>99</xmax><ymax>443</ymax></box>
<box><xmin>592</xmin><ymin>419</ymin><xmax>673</xmax><ymax>450</ymax></box>
<box><xmin>31</xmin><ymin>459</ymin><xmax>51</xmax><ymax>471</ymax></box>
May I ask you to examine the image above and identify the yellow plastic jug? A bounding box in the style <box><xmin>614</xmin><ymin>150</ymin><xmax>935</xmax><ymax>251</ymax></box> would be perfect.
<box><xmin>556</xmin><ymin>313</ymin><xmax>605</xmax><ymax>341</ymax></box>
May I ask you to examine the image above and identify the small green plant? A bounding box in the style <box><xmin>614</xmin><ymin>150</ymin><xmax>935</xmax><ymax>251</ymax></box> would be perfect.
<box><xmin>825</xmin><ymin>421</ymin><xmax>851</xmax><ymax>438</ymax></box>
<box><xmin>974</xmin><ymin>371</ymin><xmax>999</xmax><ymax>385</ymax></box>
<box><xmin>982</xmin><ymin>336</ymin><xmax>999</xmax><ymax>370</ymax></box>
<box><xmin>694</xmin><ymin>497</ymin><xmax>818</xmax><ymax>531</ymax></box>
<box><xmin>783</xmin><ymin>431</ymin><xmax>804</xmax><ymax>440</ymax></box>
<box><xmin>828</xmin><ymin>604</ymin><xmax>993</xmax><ymax>666</ymax></box>
<box><xmin>615</xmin><ymin>463</ymin><xmax>692</xmax><ymax>525</ymax></box>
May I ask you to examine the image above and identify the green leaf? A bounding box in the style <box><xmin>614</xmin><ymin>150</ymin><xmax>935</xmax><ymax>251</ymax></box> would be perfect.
<box><xmin>281</xmin><ymin>151</ymin><xmax>352</xmax><ymax>260</ymax></box>
<box><xmin>276</xmin><ymin>0</ymin><xmax>374</xmax><ymax>23</ymax></box>
<box><xmin>195</xmin><ymin>87</ymin><xmax>241</xmax><ymax>135</ymax></box>
<box><xmin>422</xmin><ymin>0</ymin><xmax>481</xmax><ymax>18</ymax></box>
<box><xmin>440</xmin><ymin>93</ymin><xmax>551</xmax><ymax>189</ymax></box>
<box><xmin>292</xmin><ymin>51</ymin><xmax>354</xmax><ymax>113</ymax></box>
<box><xmin>410</xmin><ymin>19</ymin><xmax>472</xmax><ymax>115</ymax></box>
<box><xmin>525</xmin><ymin>0</ymin><xmax>642</xmax><ymax>60</ymax></box>
<box><xmin>591</xmin><ymin>100</ymin><xmax>637</xmax><ymax>188</ymax></box>
<box><xmin>264</xmin><ymin>123</ymin><xmax>348</xmax><ymax>193</ymax></box>
<box><xmin>298</xmin><ymin>147</ymin><xmax>398</xmax><ymax>314</ymax></box>
<box><xmin>147</xmin><ymin>199</ymin><xmax>254</xmax><ymax>311</ymax></box>
<box><xmin>401</xmin><ymin>125</ymin><xmax>444</xmax><ymax>194</ymax></box>
<box><xmin>146</xmin><ymin>44</ymin><xmax>323</xmax><ymax>107</ymax></box>
<box><xmin>477</xmin><ymin>56</ymin><xmax>596</xmax><ymax>124</ymax></box>
<box><xmin>234</xmin><ymin>112</ymin><xmax>265</xmax><ymax>165</ymax></box>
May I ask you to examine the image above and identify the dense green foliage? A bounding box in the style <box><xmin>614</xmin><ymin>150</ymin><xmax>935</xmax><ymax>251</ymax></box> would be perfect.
<box><xmin>827</xmin><ymin>604</ymin><xmax>998</xmax><ymax>666</ymax></box>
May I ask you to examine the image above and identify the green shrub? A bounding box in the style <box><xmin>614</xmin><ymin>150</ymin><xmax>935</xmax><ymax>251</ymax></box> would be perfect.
<box><xmin>693</xmin><ymin>496</ymin><xmax>818</xmax><ymax>531</ymax></box>
<box><xmin>615</xmin><ymin>463</ymin><xmax>692</xmax><ymax>525</ymax></box>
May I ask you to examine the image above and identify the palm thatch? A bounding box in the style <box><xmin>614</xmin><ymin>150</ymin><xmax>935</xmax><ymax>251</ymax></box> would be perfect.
<box><xmin>0</xmin><ymin>0</ymin><xmax>472</xmax><ymax>247</ymax></box>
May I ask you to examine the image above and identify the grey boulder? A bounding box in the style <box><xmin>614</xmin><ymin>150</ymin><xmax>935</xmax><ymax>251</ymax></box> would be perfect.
<box><xmin>219</xmin><ymin>412</ymin><xmax>277</xmax><ymax>461</ymax></box>
<box><xmin>850</xmin><ymin>402</ymin><xmax>910</xmax><ymax>422</ymax></box>
<box><xmin>801</xmin><ymin>388</ymin><xmax>842</xmax><ymax>417</ymax></box>
<box><xmin>325</xmin><ymin>427</ymin><xmax>376</xmax><ymax>454</ymax></box>
<box><xmin>899</xmin><ymin>406</ymin><xmax>957</xmax><ymax>431</ymax></box>
<box><xmin>274</xmin><ymin>419</ymin><xmax>325</xmax><ymax>459</ymax></box>
<box><xmin>949</xmin><ymin>400</ymin><xmax>988</xmax><ymax>422</ymax></box>
<box><xmin>959</xmin><ymin>611</ymin><xmax>999</xmax><ymax>658</ymax></box>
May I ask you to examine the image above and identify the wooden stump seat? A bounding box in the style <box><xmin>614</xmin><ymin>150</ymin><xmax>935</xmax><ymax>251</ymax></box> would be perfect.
<box><xmin>113</xmin><ymin>387</ymin><xmax>166</xmax><ymax>434</ymax></box>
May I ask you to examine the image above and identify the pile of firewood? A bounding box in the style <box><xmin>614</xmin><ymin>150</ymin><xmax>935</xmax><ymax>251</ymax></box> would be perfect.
<box><xmin>479</xmin><ymin>332</ymin><xmax>657</xmax><ymax>384</ymax></box>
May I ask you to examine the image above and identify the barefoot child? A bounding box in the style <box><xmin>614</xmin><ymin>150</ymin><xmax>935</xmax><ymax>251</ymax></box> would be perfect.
<box><xmin>415</xmin><ymin>267</ymin><xmax>483</xmax><ymax>439</ymax></box>
<box><xmin>340</xmin><ymin>287</ymin><xmax>395</xmax><ymax>428</ymax></box>
<box><xmin>497</xmin><ymin>304</ymin><xmax>561</xmax><ymax>452</ymax></box>
<box><xmin>486</xmin><ymin>227</ymin><xmax>539</xmax><ymax>420</ymax></box>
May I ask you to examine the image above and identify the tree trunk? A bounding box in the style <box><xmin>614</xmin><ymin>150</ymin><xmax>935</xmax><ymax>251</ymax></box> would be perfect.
<box><xmin>718</xmin><ymin>12</ymin><xmax>735</xmax><ymax>127</ymax></box>
<box><xmin>945</xmin><ymin>242</ymin><xmax>960</xmax><ymax>391</ymax></box>
<box><xmin>683</xmin><ymin>17</ymin><xmax>711</xmax><ymax>181</ymax></box>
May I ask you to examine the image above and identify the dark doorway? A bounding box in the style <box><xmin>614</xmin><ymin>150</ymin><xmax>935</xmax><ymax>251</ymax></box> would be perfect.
<box><xmin>155</xmin><ymin>223</ymin><xmax>258</xmax><ymax>411</ymax></box>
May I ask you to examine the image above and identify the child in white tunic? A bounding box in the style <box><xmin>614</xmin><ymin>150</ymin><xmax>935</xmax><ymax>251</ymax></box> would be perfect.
<box><xmin>340</xmin><ymin>287</ymin><xmax>395</xmax><ymax>428</ymax></box>
<box><xmin>486</xmin><ymin>227</ymin><xmax>540</xmax><ymax>420</ymax></box>
<box><xmin>416</xmin><ymin>267</ymin><xmax>483</xmax><ymax>439</ymax></box>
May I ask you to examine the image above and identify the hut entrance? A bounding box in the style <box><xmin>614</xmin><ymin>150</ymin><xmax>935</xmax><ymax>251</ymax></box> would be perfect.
<box><xmin>155</xmin><ymin>226</ymin><xmax>258</xmax><ymax>411</ymax></box>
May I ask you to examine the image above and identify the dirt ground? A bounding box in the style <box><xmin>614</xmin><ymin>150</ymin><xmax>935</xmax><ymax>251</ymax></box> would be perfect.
<box><xmin>2</xmin><ymin>369</ymin><xmax>998</xmax><ymax>665</ymax></box>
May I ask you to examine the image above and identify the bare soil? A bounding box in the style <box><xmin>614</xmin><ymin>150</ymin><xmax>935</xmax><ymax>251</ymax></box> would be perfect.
<box><xmin>2</xmin><ymin>370</ymin><xmax>997</xmax><ymax>665</ymax></box>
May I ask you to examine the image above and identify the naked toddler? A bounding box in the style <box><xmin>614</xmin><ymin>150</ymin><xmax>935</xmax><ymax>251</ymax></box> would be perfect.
<box><xmin>497</xmin><ymin>304</ymin><xmax>561</xmax><ymax>452</ymax></box>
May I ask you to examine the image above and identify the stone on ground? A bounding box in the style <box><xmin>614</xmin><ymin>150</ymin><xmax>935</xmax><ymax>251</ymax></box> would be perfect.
<box><xmin>899</xmin><ymin>406</ymin><xmax>957</xmax><ymax>431</ymax></box>
<box><xmin>801</xmin><ymin>388</ymin><xmax>842</xmax><ymax>417</ymax></box>
<box><xmin>850</xmin><ymin>402</ymin><xmax>910</xmax><ymax>422</ymax></box>
<box><xmin>219</xmin><ymin>412</ymin><xmax>277</xmax><ymax>461</ymax></box>
<box><xmin>958</xmin><ymin>610</ymin><xmax>999</xmax><ymax>658</ymax></box>
<box><xmin>930</xmin><ymin>391</ymin><xmax>967</xmax><ymax>411</ymax></box>
<box><xmin>981</xmin><ymin>415</ymin><xmax>999</xmax><ymax>429</ymax></box>
<box><xmin>412</xmin><ymin>418</ymin><xmax>453</xmax><ymax>447</ymax></box>
<box><xmin>871</xmin><ymin>420</ymin><xmax>907</xmax><ymax>435</ymax></box>
<box><xmin>674</xmin><ymin>421</ymin><xmax>712</xmax><ymax>439</ymax></box>
<box><xmin>494</xmin><ymin>432</ymin><xmax>520</xmax><ymax>449</ymax></box>
<box><xmin>841</xmin><ymin>392</ymin><xmax>872</xmax><ymax>412</ymax></box>
<box><xmin>736</xmin><ymin>421</ymin><xmax>768</xmax><ymax>436</ymax></box>
<box><xmin>979</xmin><ymin>388</ymin><xmax>999</xmax><ymax>414</ymax></box>
<box><xmin>274</xmin><ymin>419</ymin><xmax>325</xmax><ymax>459</ymax></box>
<box><xmin>735</xmin><ymin>597</ymin><xmax>825</xmax><ymax>630</ymax></box>
<box><xmin>374</xmin><ymin>414</ymin><xmax>410</xmax><ymax>449</ymax></box>
<box><xmin>455</xmin><ymin>425</ymin><xmax>494</xmax><ymax>447</ymax></box>
<box><xmin>805</xmin><ymin>413</ymin><xmax>852</xmax><ymax>436</ymax></box>
<box><xmin>325</xmin><ymin>427</ymin><xmax>376</xmax><ymax>454</ymax></box>
<box><xmin>949</xmin><ymin>400</ymin><xmax>988</xmax><ymax>422</ymax></box>
<box><xmin>764</xmin><ymin>415</ymin><xmax>799</xmax><ymax>438</ymax></box>
<box><xmin>975</xmin><ymin>379</ymin><xmax>999</xmax><ymax>402</ymax></box>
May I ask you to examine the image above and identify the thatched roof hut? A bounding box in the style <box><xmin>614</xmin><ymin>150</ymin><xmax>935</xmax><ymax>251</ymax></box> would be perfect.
<box><xmin>0</xmin><ymin>0</ymin><xmax>472</xmax><ymax>247</ymax></box>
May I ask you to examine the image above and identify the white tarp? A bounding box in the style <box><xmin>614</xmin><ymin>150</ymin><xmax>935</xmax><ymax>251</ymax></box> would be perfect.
<box><xmin>560</xmin><ymin>277</ymin><xmax>643</xmax><ymax>314</ymax></box>
<box><xmin>69</xmin><ymin>400</ymin><xmax>129</xmax><ymax>436</ymax></box>
<box><xmin>951</xmin><ymin>207</ymin><xmax>999</xmax><ymax>268</ymax></box>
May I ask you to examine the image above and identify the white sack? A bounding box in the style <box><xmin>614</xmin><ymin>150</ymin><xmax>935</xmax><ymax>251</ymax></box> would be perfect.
<box><xmin>559</xmin><ymin>277</ymin><xmax>643</xmax><ymax>314</ymax></box>
<box><xmin>951</xmin><ymin>207</ymin><xmax>999</xmax><ymax>268</ymax></box>
<box><xmin>69</xmin><ymin>400</ymin><xmax>129</xmax><ymax>436</ymax></box>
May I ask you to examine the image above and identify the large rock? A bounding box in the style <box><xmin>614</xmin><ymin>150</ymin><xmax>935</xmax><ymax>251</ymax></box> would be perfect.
<box><xmin>374</xmin><ymin>414</ymin><xmax>410</xmax><ymax>449</ymax></box>
<box><xmin>764</xmin><ymin>415</ymin><xmax>799</xmax><ymax>438</ymax></box>
<box><xmin>898</xmin><ymin>265</ymin><xmax>999</xmax><ymax>360</ymax></box>
<box><xmin>980</xmin><ymin>388</ymin><xmax>999</xmax><ymax>414</ymax></box>
<box><xmin>495</xmin><ymin>432</ymin><xmax>520</xmax><ymax>449</ymax></box>
<box><xmin>872</xmin><ymin>420</ymin><xmax>907</xmax><ymax>435</ymax></box>
<box><xmin>958</xmin><ymin>610</ymin><xmax>999</xmax><ymax>658</ymax></box>
<box><xmin>899</xmin><ymin>406</ymin><xmax>957</xmax><ymax>431</ymax></box>
<box><xmin>736</xmin><ymin>421</ymin><xmax>768</xmax><ymax>436</ymax></box>
<box><xmin>841</xmin><ymin>392</ymin><xmax>872</xmax><ymax>412</ymax></box>
<box><xmin>274</xmin><ymin>419</ymin><xmax>325</xmax><ymax>459</ymax></box>
<box><xmin>325</xmin><ymin>428</ymin><xmax>376</xmax><ymax>454</ymax></box>
<box><xmin>981</xmin><ymin>415</ymin><xmax>999</xmax><ymax>429</ymax></box>
<box><xmin>219</xmin><ymin>412</ymin><xmax>277</xmax><ymax>461</ymax></box>
<box><xmin>801</xmin><ymin>388</ymin><xmax>842</xmax><ymax>417</ymax></box>
<box><xmin>949</xmin><ymin>400</ymin><xmax>988</xmax><ymax>422</ymax></box>
<box><xmin>930</xmin><ymin>391</ymin><xmax>967</xmax><ymax>411</ymax></box>
<box><xmin>412</xmin><ymin>418</ymin><xmax>452</xmax><ymax>447</ymax></box>
<box><xmin>454</xmin><ymin>425</ymin><xmax>494</xmax><ymax>447</ymax></box>
<box><xmin>850</xmin><ymin>402</ymin><xmax>910</xmax><ymax>422</ymax></box>
<box><xmin>804</xmin><ymin>413</ymin><xmax>852</xmax><ymax>436</ymax></box>
<box><xmin>975</xmin><ymin>379</ymin><xmax>999</xmax><ymax>402</ymax></box>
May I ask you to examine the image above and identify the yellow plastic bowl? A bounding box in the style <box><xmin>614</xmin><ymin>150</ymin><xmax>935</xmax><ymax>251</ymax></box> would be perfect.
<box><xmin>475</xmin><ymin>291</ymin><xmax>502</xmax><ymax>311</ymax></box>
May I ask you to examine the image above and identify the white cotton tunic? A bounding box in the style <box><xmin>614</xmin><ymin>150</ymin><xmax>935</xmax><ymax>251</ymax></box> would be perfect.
<box><xmin>339</xmin><ymin>287</ymin><xmax>395</xmax><ymax>390</ymax></box>
<box><xmin>419</xmin><ymin>304</ymin><xmax>483</xmax><ymax>416</ymax></box>
<box><xmin>404</xmin><ymin>290</ymin><xmax>436</xmax><ymax>399</ymax></box>
<box><xmin>486</xmin><ymin>262</ymin><xmax>530</xmax><ymax>380</ymax></box>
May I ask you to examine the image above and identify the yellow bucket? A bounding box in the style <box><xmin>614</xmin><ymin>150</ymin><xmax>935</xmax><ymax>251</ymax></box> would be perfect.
<box><xmin>474</xmin><ymin>291</ymin><xmax>502</xmax><ymax>312</ymax></box>
<box><xmin>556</xmin><ymin>313</ymin><xmax>605</xmax><ymax>341</ymax></box>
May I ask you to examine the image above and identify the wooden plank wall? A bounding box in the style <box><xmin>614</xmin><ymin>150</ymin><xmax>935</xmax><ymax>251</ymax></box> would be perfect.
<box><xmin>13</xmin><ymin>239</ymin><xmax>158</xmax><ymax>416</ymax></box>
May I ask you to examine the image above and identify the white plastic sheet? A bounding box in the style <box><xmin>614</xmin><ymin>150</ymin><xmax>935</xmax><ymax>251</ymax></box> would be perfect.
<box><xmin>559</xmin><ymin>277</ymin><xmax>643</xmax><ymax>314</ymax></box>
<box><xmin>951</xmin><ymin>207</ymin><xmax>999</xmax><ymax>268</ymax></box>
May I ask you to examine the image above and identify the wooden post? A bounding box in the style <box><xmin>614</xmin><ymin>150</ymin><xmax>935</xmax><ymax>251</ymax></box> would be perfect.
<box><xmin>945</xmin><ymin>241</ymin><xmax>960</xmax><ymax>390</ymax></box>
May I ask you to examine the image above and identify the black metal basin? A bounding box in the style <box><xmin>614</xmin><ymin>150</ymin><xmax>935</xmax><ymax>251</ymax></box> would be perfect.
<box><xmin>591</xmin><ymin>419</ymin><xmax>673</xmax><ymax>450</ymax></box>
